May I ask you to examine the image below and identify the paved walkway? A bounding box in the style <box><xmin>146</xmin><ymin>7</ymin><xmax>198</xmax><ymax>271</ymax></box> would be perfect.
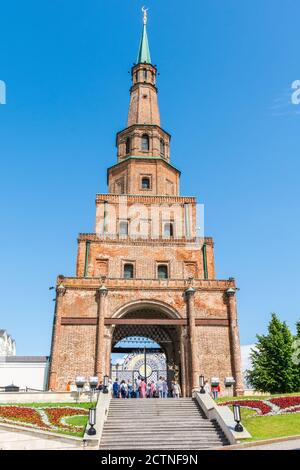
<box><xmin>243</xmin><ymin>438</ymin><xmax>300</xmax><ymax>451</ymax></box>
<box><xmin>0</xmin><ymin>427</ymin><xmax>83</xmax><ymax>450</ymax></box>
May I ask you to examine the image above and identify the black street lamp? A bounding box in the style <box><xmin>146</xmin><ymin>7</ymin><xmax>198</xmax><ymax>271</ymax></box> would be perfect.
<box><xmin>233</xmin><ymin>404</ymin><xmax>244</xmax><ymax>432</ymax></box>
<box><xmin>103</xmin><ymin>375</ymin><xmax>109</xmax><ymax>394</ymax></box>
<box><xmin>199</xmin><ymin>375</ymin><xmax>205</xmax><ymax>394</ymax></box>
<box><xmin>87</xmin><ymin>407</ymin><xmax>97</xmax><ymax>436</ymax></box>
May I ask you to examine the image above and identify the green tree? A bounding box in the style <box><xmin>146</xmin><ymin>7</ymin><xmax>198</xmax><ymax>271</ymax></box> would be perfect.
<box><xmin>293</xmin><ymin>320</ymin><xmax>300</xmax><ymax>390</ymax></box>
<box><xmin>246</xmin><ymin>313</ymin><xmax>297</xmax><ymax>393</ymax></box>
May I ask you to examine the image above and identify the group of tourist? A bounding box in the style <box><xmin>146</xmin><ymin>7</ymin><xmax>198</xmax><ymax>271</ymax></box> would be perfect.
<box><xmin>110</xmin><ymin>376</ymin><xmax>181</xmax><ymax>399</ymax></box>
<box><xmin>67</xmin><ymin>376</ymin><xmax>221</xmax><ymax>400</ymax></box>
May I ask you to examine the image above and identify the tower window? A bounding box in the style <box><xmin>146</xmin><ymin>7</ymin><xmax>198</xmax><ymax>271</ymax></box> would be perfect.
<box><xmin>125</xmin><ymin>137</ymin><xmax>131</xmax><ymax>155</ymax></box>
<box><xmin>119</xmin><ymin>221</ymin><xmax>129</xmax><ymax>236</ymax></box>
<box><xmin>143</xmin><ymin>69</ymin><xmax>147</xmax><ymax>80</ymax></box>
<box><xmin>141</xmin><ymin>177</ymin><xmax>151</xmax><ymax>190</ymax></box>
<box><xmin>158</xmin><ymin>265</ymin><xmax>168</xmax><ymax>280</ymax></box>
<box><xmin>135</xmin><ymin>71</ymin><xmax>138</xmax><ymax>82</ymax></box>
<box><xmin>124</xmin><ymin>263</ymin><xmax>134</xmax><ymax>279</ymax></box>
<box><xmin>141</xmin><ymin>134</ymin><xmax>149</xmax><ymax>151</ymax></box>
<box><xmin>164</xmin><ymin>223</ymin><xmax>174</xmax><ymax>237</ymax></box>
<box><xmin>160</xmin><ymin>139</ymin><xmax>165</xmax><ymax>157</ymax></box>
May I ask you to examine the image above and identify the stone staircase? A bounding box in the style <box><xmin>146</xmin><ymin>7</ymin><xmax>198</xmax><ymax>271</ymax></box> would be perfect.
<box><xmin>99</xmin><ymin>398</ymin><xmax>229</xmax><ymax>450</ymax></box>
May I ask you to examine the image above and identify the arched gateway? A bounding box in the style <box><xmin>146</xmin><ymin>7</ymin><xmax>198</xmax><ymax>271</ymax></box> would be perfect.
<box><xmin>110</xmin><ymin>304</ymin><xmax>182</xmax><ymax>393</ymax></box>
<box><xmin>48</xmin><ymin>11</ymin><xmax>244</xmax><ymax>396</ymax></box>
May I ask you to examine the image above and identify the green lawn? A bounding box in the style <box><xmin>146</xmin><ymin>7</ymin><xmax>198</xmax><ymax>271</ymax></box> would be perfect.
<box><xmin>243</xmin><ymin>412</ymin><xmax>300</xmax><ymax>441</ymax></box>
<box><xmin>65</xmin><ymin>415</ymin><xmax>89</xmax><ymax>427</ymax></box>
<box><xmin>217</xmin><ymin>394</ymin><xmax>300</xmax><ymax>442</ymax></box>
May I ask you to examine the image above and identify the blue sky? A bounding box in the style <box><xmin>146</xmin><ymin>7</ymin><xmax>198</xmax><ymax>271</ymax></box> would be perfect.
<box><xmin>0</xmin><ymin>0</ymin><xmax>299</xmax><ymax>355</ymax></box>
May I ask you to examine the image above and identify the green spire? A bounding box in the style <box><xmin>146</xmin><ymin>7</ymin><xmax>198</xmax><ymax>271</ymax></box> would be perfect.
<box><xmin>136</xmin><ymin>8</ymin><xmax>152</xmax><ymax>64</ymax></box>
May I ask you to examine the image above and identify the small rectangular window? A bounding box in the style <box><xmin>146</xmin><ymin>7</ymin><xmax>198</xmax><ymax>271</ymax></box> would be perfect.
<box><xmin>158</xmin><ymin>265</ymin><xmax>168</xmax><ymax>279</ymax></box>
<box><xmin>141</xmin><ymin>177</ymin><xmax>151</xmax><ymax>189</ymax></box>
<box><xmin>119</xmin><ymin>221</ymin><xmax>129</xmax><ymax>236</ymax></box>
<box><xmin>124</xmin><ymin>263</ymin><xmax>134</xmax><ymax>279</ymax></box>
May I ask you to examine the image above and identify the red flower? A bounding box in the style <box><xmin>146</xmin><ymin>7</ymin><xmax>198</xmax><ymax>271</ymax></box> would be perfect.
<box><xmin>270</xmin><ymin>396</ymin><xmax>300</xmax><ymax>410</ymax></box>
<box><xmin>45</xmin><ymin>407</ymin><xmax>88</xmax><ymax>429</ymax></box>
<box><xmin>221</xmin><ymin>400</ymin><xmax>272</xmax><ymax>415</ymax></box>
<box><xmin>0</xmin><ymin>406</ymin><xmax>48</xmax><ymax>428</ymax></box>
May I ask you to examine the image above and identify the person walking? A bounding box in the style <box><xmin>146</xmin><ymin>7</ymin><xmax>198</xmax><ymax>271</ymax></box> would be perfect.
<box><xmin>135</xmin><ymin>376</ymin><xmax>141</xmax><ymax>399</ymax></box>
<box><xmin>172</xmin><ymin>381</ymin><xmax>181</xmax><ymax>398</ymax></box>
<box><xmin>66</xmin><ymin>381</ymin><xmax>72</xmax><ymax>392</ymax></box>
<box><xmin>127</xmin><ymin>379</ymin><xmax>133</xmax><ymax>398</ymax></box>
<box><xmin>156</xmin><ymin>376</ymin><xmax>163</xmax><ymax>398</ymax></box>
<box><xmin>113</xmin><ymin>379</ymin><xmax>120</xmax><ymax>398</ymax></box>
<box><xmin>162</xmin><ymin>377</ymin><xmax>168</xmax><ymax>398</ymax></box>
<box><xmin>211</xmin><ymin>383</ymin><xmax>220</xmax><ymax>400</ymax></box>
<box><xmin>120</xmin><ymin>380</ymin><xmax>127</xmax><ymax>399</ymax></box>
<box><xmin>96</xmin><ymin>381</ymin><xmax>103</xmax><ymax>392</ymax></box>
<box><xmin>150</xmin><ymin>381</ymin><xmax>156</xmax><ymax>398</ymax></box>
<box><xmin>139</xmin><ymin>378</ymin><xmax>147</xmax><ymax>398</ymax></box>
<box><xmin>204</xmin><ymin>380</ymin><xmax>211</xmax><ymax>396</ymax></box>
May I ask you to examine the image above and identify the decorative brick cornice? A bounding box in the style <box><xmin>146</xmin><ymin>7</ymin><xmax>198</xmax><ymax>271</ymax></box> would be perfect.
<box><xmin>96</xmin><ymin>193</ymin><xmax>194</xmax><ymax>203</ymax></box>
<box><xmin>77</xmin><ymin>233</ymin><xmax>213</xmax><ymax>249</ymax></box>
<box><xmin>117</xmin><ymin>124</ymin><xmax>171</xmax><ymax>140</ymax></box>
<box><xmin>57</xmin><ymin>277</ymin><xmax>236</xmax><ymax>292</ymax></box>
<box><xmin>96</xmin><ymin>193</ymin><xmax>196</xmax><ymax>204</ymax></box>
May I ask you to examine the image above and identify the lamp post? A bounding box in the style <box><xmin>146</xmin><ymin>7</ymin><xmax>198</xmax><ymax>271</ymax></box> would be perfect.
<box><xmin>233</xmin><ymin>404</ymin><xmax>243</xmax><ymax>432</ymax></box>
<box><xmin>103</xmin><ymin>375</ymin><xmax>109</xmax><ymax>394</ymax></box>
<box><xmin>89</xmin><ymin>376</ymin><xmax>98</xmax><ymax>402</ymax></box>
<box><xmin>199</xmin><ymin>375</ymin><xmax>205</xmax><ymax>394</ymax></box>
<box><xmin>75</xmin><ymin>376</ymin><xmax>86</xmax><ymax>403</ymax></box>
<box><xmin>87</xmin><ymin>407</ymin><xmax>97</xmax><ymax>436</ymax></box>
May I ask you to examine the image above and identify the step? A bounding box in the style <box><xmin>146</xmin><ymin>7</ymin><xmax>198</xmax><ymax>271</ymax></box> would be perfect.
<box><xmin>102</xmin><ymin>428</ymin><xmax>224</xmax><ymax>435</ymax></box>
<box><xmin>101</xmin><ymin>438</ymin><xmax>225</xmax><ymax>444</ymax></box>
<box><xmin>104</xmin><ymin>424</ymin><xmax>217</xmax><ymax>429</ymax></box>
<box><xmin>100</xmin><ymin>443</ymin><xmax>223</xmax><ymax>450</ymax></box>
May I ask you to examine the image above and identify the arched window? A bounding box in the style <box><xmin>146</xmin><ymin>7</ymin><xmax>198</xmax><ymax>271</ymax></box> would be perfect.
<box><xmin>158</xmin><ymin>265</ymin><xmax>168</xmax><ymax>279</ymax></box>
<box><xmin>124</xmin><ymin>263</ymin><xmax>134</xmax><ymax>279</ymax></box>
<box><xmin>143</xmin><ymin>69</ymin><xmax>147</xmax><ymax>80</ymax></box>
<box><xmin>119</xmin><ymin>221</ymin><xmax>128</xmax><ymax>236</ymax></box>
<box><xmin>164</xmin><ymin>223</ymin><xmax>174</xmax><ymax>237</ymax></box>
<box><xmin>141</xmin><ymin>177</ymin><xmax>151</xmax><ymax>190</ymax></box>
<box><xmin>141</xmin><ymin>134</ymin><xmax>149</xmax><ymax>151</ymax></box>
<box><xmin>125</xmin><ymin>137</ymin><xmax>131</xmax><ymax>155</ymax></box>
<box><xmin>135</xmin><ymin>71</ymin><xmax>138</xmax><ymax>82</ymax></box>
<box><xmin>160</xmin><ymin>139</ymin><xmax>165</xmax><ymax>157</ymax></box>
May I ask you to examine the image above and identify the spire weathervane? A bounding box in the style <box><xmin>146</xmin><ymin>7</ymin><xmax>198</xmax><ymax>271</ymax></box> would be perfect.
<box><xmin>142</xmin><ymin>6</ymin><xmax>149</xmax><ymax>25</ymax></box>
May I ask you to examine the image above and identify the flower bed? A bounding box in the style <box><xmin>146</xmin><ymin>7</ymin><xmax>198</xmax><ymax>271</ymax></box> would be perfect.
<box><xmin>221</xmin><ymin>395</ymin><xmax>300</xmax><ymax>417</ymax></box>
<box><xmin>220</xmin><ymin>400</ymin><xmax>272</xmax><ymax>415</ymax></box>
<box><xmin>0</xmin><ymin>406</ymin><xmax>48</xmax><ymax>429</ymax></box>
<box><xmin>0</xmin><ymin>404</ymin><xmax>89</xmax><ymax>436</ymax></box>
<box><xmin>45</xmin><ymin>407</ymin><xmax>88</xmax><ymax>430</ymax></box>
<box><xmin>269</xmin><ymin>396</ymin><xmax>300</xmax><ymax>410</ymax></box>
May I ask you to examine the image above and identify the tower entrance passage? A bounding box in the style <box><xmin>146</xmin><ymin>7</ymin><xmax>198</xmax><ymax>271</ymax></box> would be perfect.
<box><xmin>109</xmin><ymin>307</ymin><xmax>183</xmax><ymax>393</ymax></box>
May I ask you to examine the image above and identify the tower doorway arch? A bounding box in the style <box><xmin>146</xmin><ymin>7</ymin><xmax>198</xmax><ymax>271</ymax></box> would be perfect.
<box><xmin>109</xmin><ymin>305</ymin><xmax>183</xmax><ymax>394</ymax></box>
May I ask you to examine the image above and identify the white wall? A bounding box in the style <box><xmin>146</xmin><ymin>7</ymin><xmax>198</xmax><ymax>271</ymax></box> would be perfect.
<box><xmin>0</xmin><ymin>361</ymin><xmax>48</xmax><ymax>390</ymax></box>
